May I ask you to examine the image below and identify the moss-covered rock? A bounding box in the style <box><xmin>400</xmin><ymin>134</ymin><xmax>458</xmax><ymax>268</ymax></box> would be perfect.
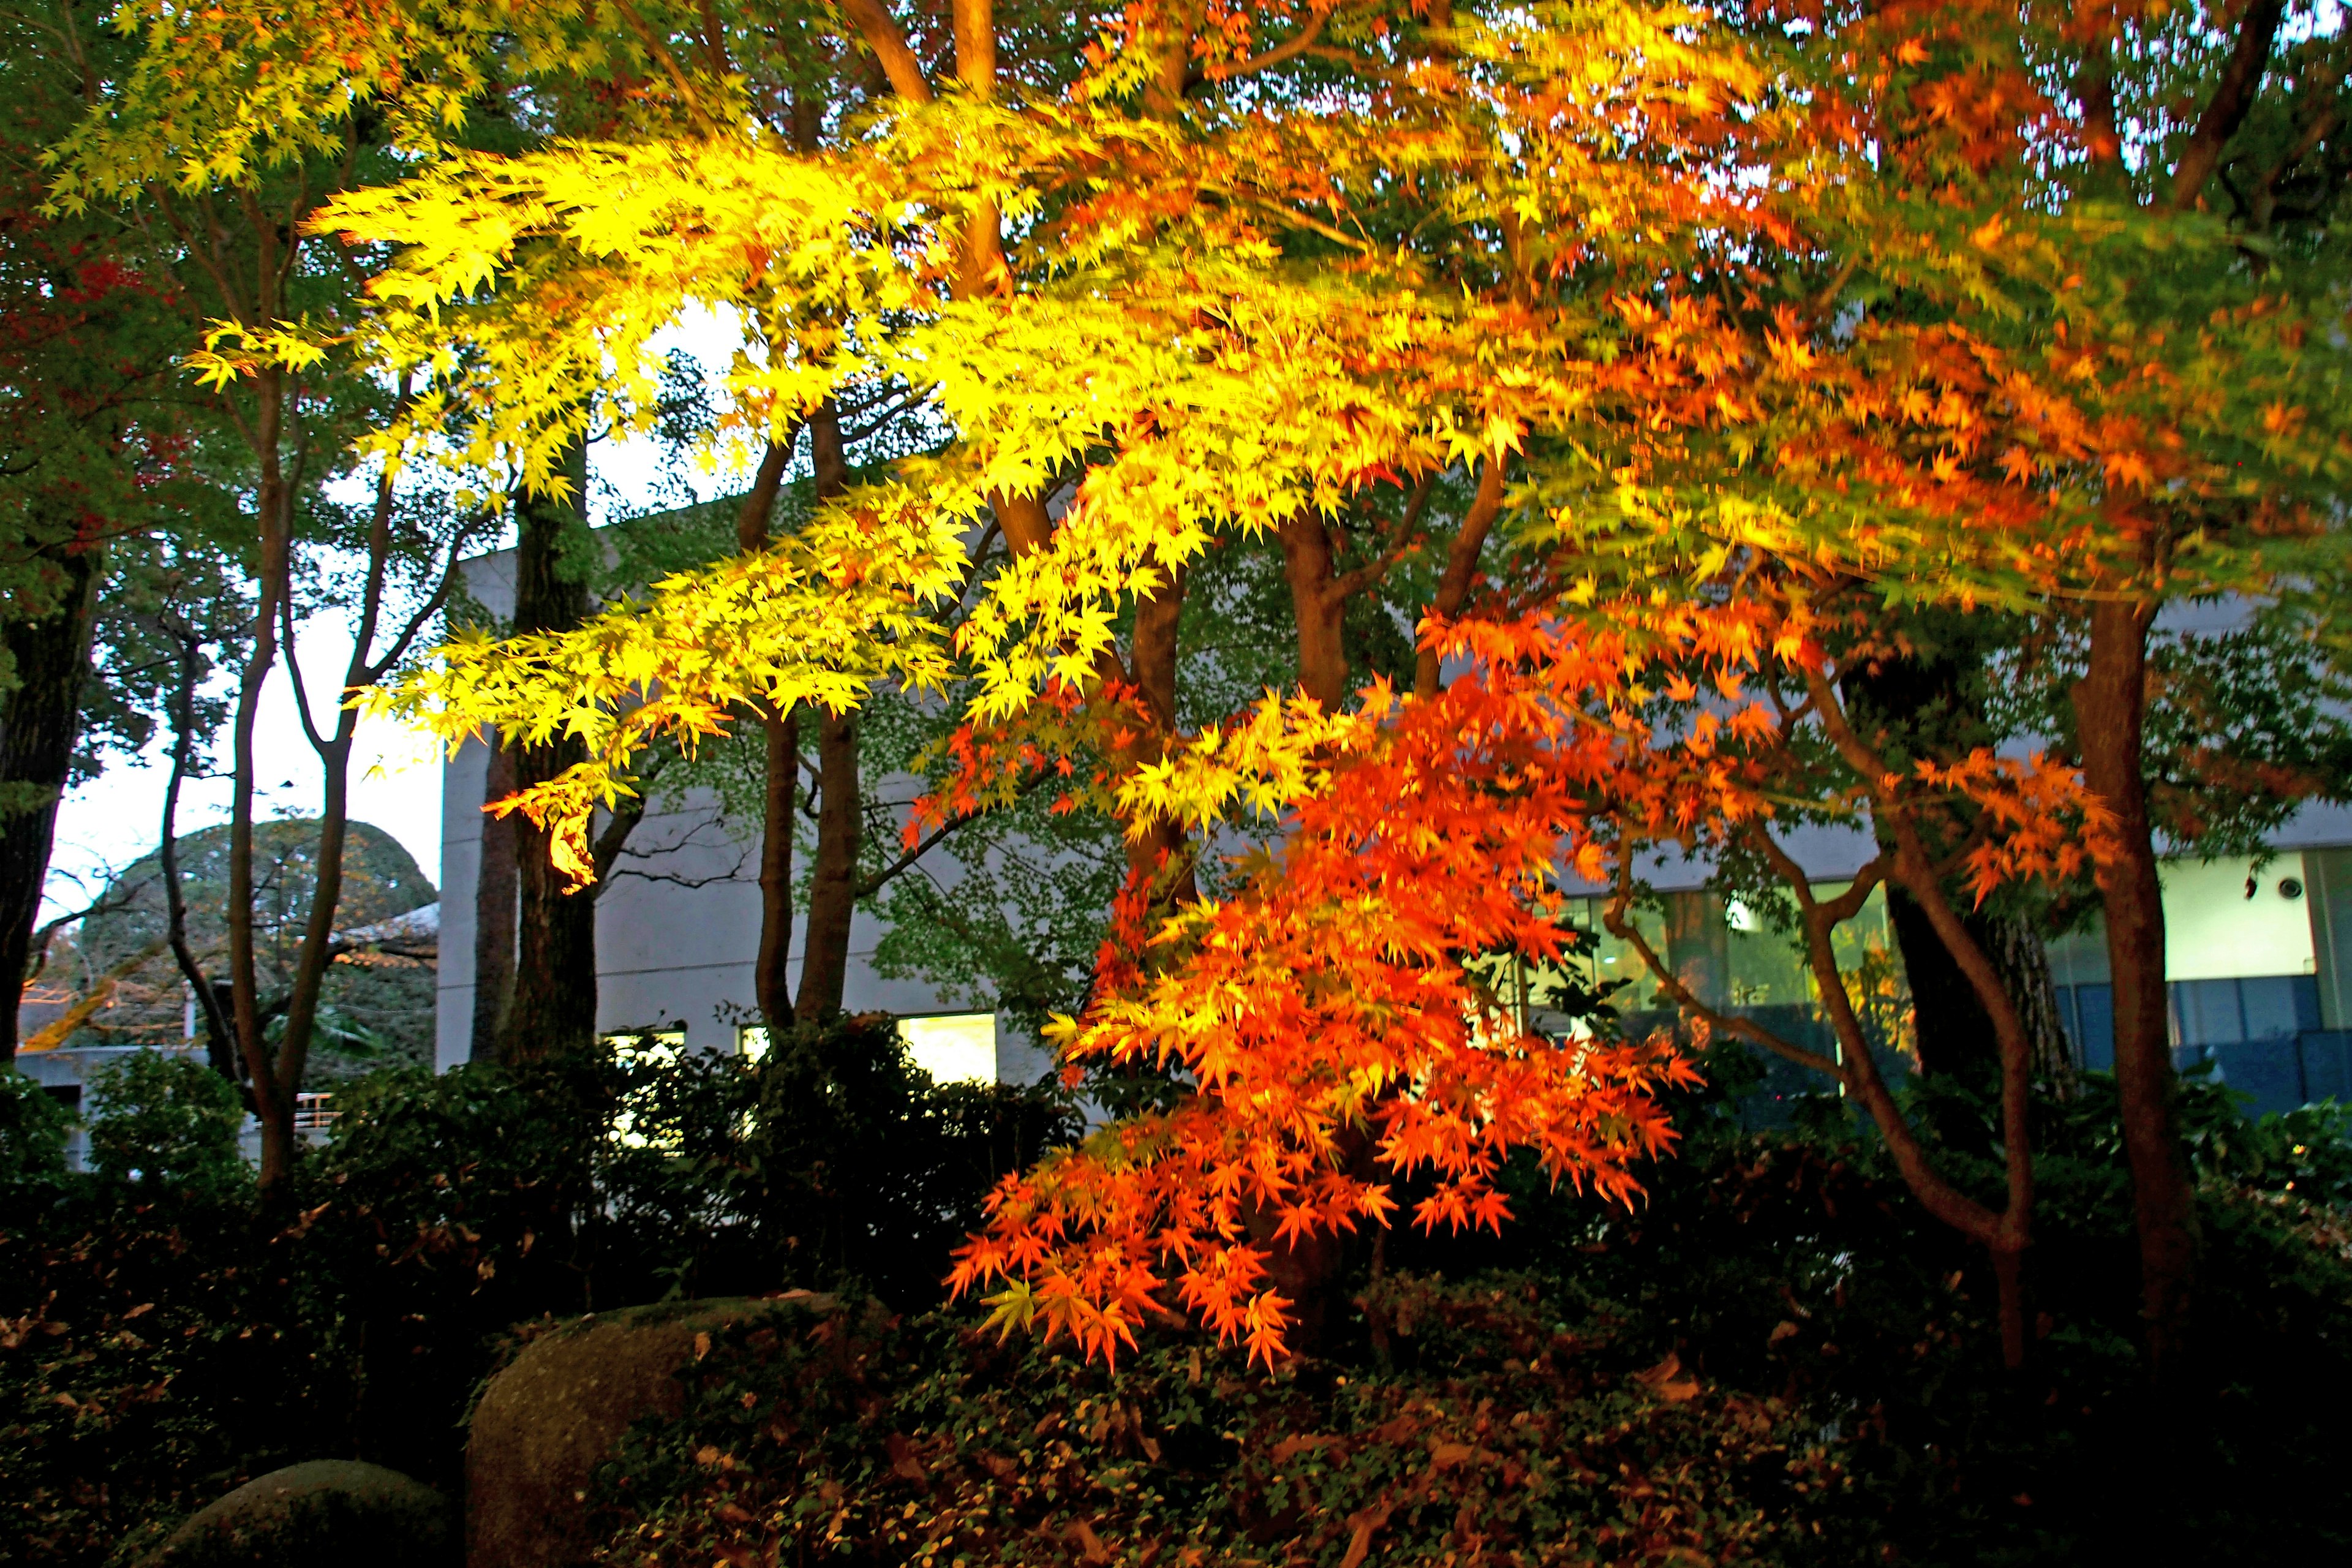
<box><xmin>464</xmin><ymin>1294</ymin><xmax>834</xmax><ymax>1568</ymax></box>
<box><xmin>143</xmin><ymin>1460</ymin><xmax>453</xmax><ymax>1568</ymax></box>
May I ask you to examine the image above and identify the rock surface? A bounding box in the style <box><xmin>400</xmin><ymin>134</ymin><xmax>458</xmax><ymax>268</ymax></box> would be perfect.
<box><xmin>465</xmin><ymin>1294</ymin><xmax>834</xmax><ymax>1568</ymax></box>
<box><xmin>144</xmin><ymin>1459</ymin><xmax>454</xmax><ymax>1568</ymax></box>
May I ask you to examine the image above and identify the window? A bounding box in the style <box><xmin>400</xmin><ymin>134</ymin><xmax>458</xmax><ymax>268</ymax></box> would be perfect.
<box><xmin>736</xmin><ymin>1016</ymin><xmax>998</xmax><ymax>1084</ymax></box>
<box><xmin>899</xmin><ymin>1013</ymin><xmax>997</xmax><ymax>1085</ymax></box>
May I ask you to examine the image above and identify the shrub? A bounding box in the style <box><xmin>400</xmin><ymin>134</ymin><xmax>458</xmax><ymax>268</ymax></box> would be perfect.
<box><xmin>83</xmin><ymin>1052</ymin><xmax>246</xmax><ymax>1193</ymax></box>
<box><xmin>0</xmin><ymin>1071</ymin><xmax>70</xmax><ymax>1193</ymax></box>
<box><xmin>6</xmin><ymin>1029</ymin><xmax>2351</xmax><ymax>1568</ymax></box>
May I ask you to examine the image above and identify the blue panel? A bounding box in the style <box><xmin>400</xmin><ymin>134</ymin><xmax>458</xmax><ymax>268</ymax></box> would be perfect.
<box><xmin>2075</xmin><ymin>984</ymin><xmax>2115</xmax><ymax>1072</ymax></box>
<box><xmin>2302</xmin><ymin>1032</ymin><xmax>2352</xmax><ymax>1103</ymax></box>
<box><xmin>2180</xmin><ymin>978</ymin><xmax>2248</xmax><ymax>1047</ymax></box>
<box><xmin>2212</xmin><ymin>1038</ymin><xmax>2305</xmax><ymax>1118</ymax></box>
<box><xmin>2241</xmin><ymin>976</ymin><xmax>2305</xmax><ymax>1042</ymax></box>
<box><xmin>2295</xmin><ymin>974</ymin><xmax>2323</xmax><ymax>1033</ymax></box>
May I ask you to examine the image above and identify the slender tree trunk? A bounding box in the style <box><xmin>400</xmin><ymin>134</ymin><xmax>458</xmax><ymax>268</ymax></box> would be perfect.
<box><xmin>271</xmin><ymin>728</ymin><xmax>352</xmax><ymax>1111</ymax></box>
<box><xmin>736</xmin><ymin>435</ymin><xmax>799</xmax><ymax>1035</ymax></box>
<box><xmin>230</xmin><ymin>425</ymin><xmax>296</xmax><ymax>1187</ymax></box>
<box><xmin>793</xmin><ymin>406</ymin><xmax>860</xmax><ymax>1019</ymax></box>
<box><xmin>2076</xmin><ymin>595</ymin><xmax>2198</xmax><ymax>1376</ymax></box>
<box><xmin>470</xmin><ymin>741</ymin><xmax>519</xmax><ymax>1063</ymax></box>
<box><xmin>0</xmin><ymin>532</ymin><xmax>103</xmax><ymax>1066</ymax></box>
<box><xmin>273</xmin><ymin>454</ymin><xmax>417</xmax><ymax>1142</ymax></box>
<box><xmin>499</xmin><ymin>457</ymin><xmax>600</xmax><ymax>1065</ymax></box>
<box><xmin>797</xmin><ymin>707</ymin><xmax>859</xmax><ymax>1019</ymax></box>
<box><xmin>1413</xmin><ymin>456</ymin><xmax>1506</xmax><ymax>699</ymax></box>
<box><xmin>757</xmin><ymin>707</ymin><xmax>798</xmax><ymax>1030</ymax></box>
<box><xmin>1122</xmin><ymin>564</ymin><xmax>1194</xmax><ymax>906</ymax></box>
<box><xmin>155</xmin><ymin>626</ymin><xmax>239</xmax><ymax>1085</ymax></box>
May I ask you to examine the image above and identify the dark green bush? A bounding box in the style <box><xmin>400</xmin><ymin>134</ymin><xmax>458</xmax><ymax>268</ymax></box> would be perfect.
<box><xmin>83</xmin><ymin>1051</ymin><xmax>246</xmax><ymax>1192</ymax></box>
<box><xmin>1373</xmin><ymin>1052</ymin><xmax>2352</xmax><ymax>1566</ymax></box>
<box><xmin>0</xmin><ymin>1071</ymin><xmax>70</xmax><ymax>1193</ymax></box>
<box><xmin>6</xmin><ymin>1025</ymin><xmax>2351</xmax><ymax>1568</ymax></box>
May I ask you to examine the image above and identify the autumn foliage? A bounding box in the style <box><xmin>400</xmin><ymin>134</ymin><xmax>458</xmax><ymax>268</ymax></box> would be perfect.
<box><xmin>48</xmin><ymin>0</ymin><xmax>2352</xmax><ymax>1374</ymax></box>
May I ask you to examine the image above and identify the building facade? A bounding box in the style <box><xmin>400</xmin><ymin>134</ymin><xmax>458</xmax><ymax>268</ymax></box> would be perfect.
<box><xmin>435</xmin><ymin>541</ymin><xmax>1046</xmax><ymax>1085</ymax></box>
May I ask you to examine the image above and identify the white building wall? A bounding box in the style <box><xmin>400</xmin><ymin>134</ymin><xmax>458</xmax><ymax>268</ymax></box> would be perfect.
<box><xmin>434</xmin><ymin>542</ymin><xmax>1052</xmax><ymax>1080</ymax></box>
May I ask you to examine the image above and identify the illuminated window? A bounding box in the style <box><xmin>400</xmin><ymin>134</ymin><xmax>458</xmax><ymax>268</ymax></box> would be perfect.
<box><xmin>899</xmin><ymin>1012</ymin><xmax>997</xmax><ymax>1085</ymax></box>
<box><xmin>603</xmin><ymin>1028</ymin><xmax>685</xmax><ymax>1059</ymax></box>
<box><xmin>738</xmin><ymin>1025</ymin><xmax>769</xmax><ymax>1062</ymax></box>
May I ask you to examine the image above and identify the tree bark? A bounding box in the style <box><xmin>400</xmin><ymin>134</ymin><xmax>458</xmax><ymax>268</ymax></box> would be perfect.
<box><xmin>497</xmin><ymin>459</ymin><xmax>600</xmax><ymax>1065</ymax></box>
<box><xmin>737</xmin><ymin>436</ymin><xmax>798</xmax><ymax>1035</ymax></box>
<box><xmin>794</xmin><ymin>405</ymin><xmax>857</xmax><ymax>1019</ymax></box>
<box><xmin>2076</xmin><ymin>595</ymin><xmax>2198</xmax><ymax>1377</ymax></box>
<box><xmin>1277</xmin><ymin>516</ymin><xmax>1348</xmax><ymax>709</ymax></box>
<box><xmin>757</xmin><ymin>707</ymin><xmax>798</xmax><ymax>1030</ymax></box>
<box><xmin>154</xmin><ymin>624</ymin><xmax>239</xmax><ymax>1087</ymax></box>
<box><xmin>0</xmin><ymin>530</ymin><xmax>103</xmax><ymax>1066</ymax></box>
<box><xmin>229</xmin><ymin>403</ymin><xmax>296</xmax><ymax>1187</ymax></box>
<box><xmin>470</xmin><ymin>741</ymin><xmax>519</xmax><ymax>1063</ymax></box>
<box><xmin>796</xmin><ymin>707</ymin><xmax>859</xmax><ymax>1019</ymax></box>
<box><xmin>1122</xmin><ymin>563</ymin><xmax>1194</xmax><ymax>907</ymax></box>
<box><xmin>1414</xmin><ymin>456</ymin><xmax>1506</xmax><ymax>698</ymax></box>
<box><xmin>1888</xmin><ymin>894</ymin><xmax>2074</xmax><ymax>1087</ymax></box>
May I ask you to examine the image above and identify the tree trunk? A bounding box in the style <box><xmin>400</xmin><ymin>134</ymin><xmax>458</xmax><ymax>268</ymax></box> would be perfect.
<box><xmin>230</xmin><ymin>436</ymin><xmax>296</xmax><ymax>1188</ymax></box>
<box><xmin>757</xmin><ymin>707</ymin><xmax>798</xmax><ymax>1031</ymax></box>
<box><xmin>1990</xmin><ymin>914</ymin><xmax>2075</xmax><ymax>1088</ymax></box>
<box><xmin>736</xmin><ymin>435</ymin><xmax>799</xmax><ymax>1035</ymax></box>
<box><xmin>470</xmin><ymin>741</ymin><xmax>519</xmax><ymax>1063</ymax></box>
<box><xmin>1413</xmin><ymin>456</ymin><xmax>1506</xmax><ymax>699</ymax></box>
<box><xmin>272</xmin><ymin>454</ymin><xmax>423</xmax><ymax>1140</ymax></box>
<box><xmin>2076</xmin><ymin>595</ymin><xmax>2197</xmax><ymax>1376</ymax></box>
<box><xmin>0</xmin><ymin>532</ymin><xmax>102</xmax><ymax>1066</ymax></box>
<box><xmin>796</xmin><ymin>707</ymin><xmax>859</xmax><ymax>1019</ymax></box>
<box><xmin>1889</xmin><ymin>895</ymin><xmax>2074</xmax><ymax>1085</ymax></box>
<box><xmin>498</xmin><ymin>462</ymin><xmax>600</xmax><ymax>1066</ymax></box>
<box><xmin>1276</xmin><ymin>517</ymin><xmax>1348</xmax><ymax>709</ymax></box>
<box><xmin>793</xmin><ymin>406</ymin><xmax>859</xmax><ymax>1020</ymax></box>
<box><xmin>154</xmin><ymin>626</ymin><xmax>239</xmax><ymax>1087</ymax></box>
<box><xmin>270</xmin><ymin>726</ymin><xmax>352</xmax><ymax>1116</ymax></box>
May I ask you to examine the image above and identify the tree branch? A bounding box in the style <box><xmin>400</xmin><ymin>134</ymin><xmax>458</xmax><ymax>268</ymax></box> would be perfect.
<box><xmin>2171</xmin><ymin>0</ymin><xmax>2288</xmax><ymax>211</ymax></box>
<box><xmin>1602</xmin><ymin>867</ymin><xmax>1841</xmax><ymax>1076</ymax></box>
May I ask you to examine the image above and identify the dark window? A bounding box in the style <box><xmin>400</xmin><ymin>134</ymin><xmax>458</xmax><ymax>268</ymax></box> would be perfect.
<box><xmin>2174</xmin><ymin>978</ymin><xmax>2244</xmax><ymax>1049</ymax></box>
<box><xmin>2238</xmin><ymin>976</ymin><xmax>2315</xmax><ymax>1041</ymax></box>
<box><xmin>2065</xmin><ymin>984</ymin><xmax>2116</xmax><ymax>1072</ymax></box>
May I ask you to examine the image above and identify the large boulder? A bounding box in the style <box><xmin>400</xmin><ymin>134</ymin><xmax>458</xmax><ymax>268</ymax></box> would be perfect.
<box><xmin>145</xmin><ymin>1460</ymin><xmax>455</xmax><ymax>1568</ymax></box>
<box><xmin>465</xmin><ymin>1294</ymin><xmax>834</xmax><ymax>1568</ymax></box>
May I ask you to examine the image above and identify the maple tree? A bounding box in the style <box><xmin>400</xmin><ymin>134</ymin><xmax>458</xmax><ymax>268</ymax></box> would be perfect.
<box><xmin>59</xmin><ymin>0</ymin><xmax>2352</xmax><ymax>1380</ymax></box>
<box><xmin>1567</xmin><ymin>0</ymin><xmax>2352</xmax><ymax>1378</ymax></box>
